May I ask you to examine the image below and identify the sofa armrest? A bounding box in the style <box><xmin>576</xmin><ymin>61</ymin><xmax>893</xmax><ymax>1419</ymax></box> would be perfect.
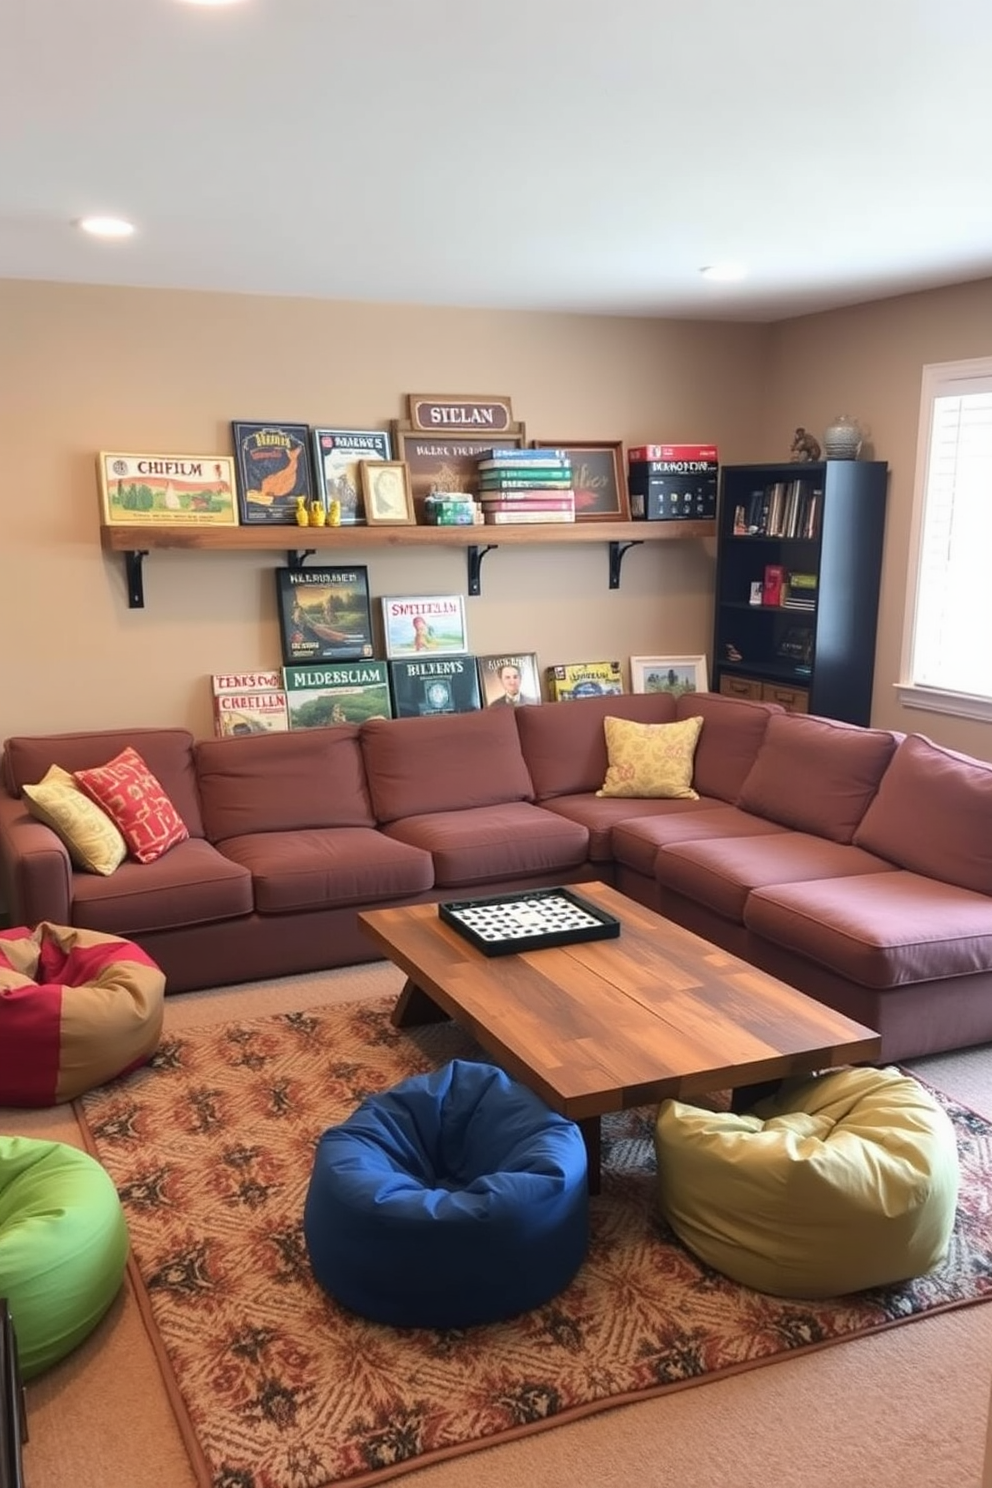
<box><xmin>0</xmin><ymin>790</ymin><xmax>72</xmax><ymax>926</ymax></box>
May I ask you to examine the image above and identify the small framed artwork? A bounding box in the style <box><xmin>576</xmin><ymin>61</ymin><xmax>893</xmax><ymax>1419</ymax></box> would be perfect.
<box><xmin>380</xmin><ymin>594</ymin><xmax>469</xmax><ymax>659</ymax></box>
<box><xmin>97</xmin><ymin>452</ymin><xmax>239</xmax><ymax>527</ymax></box>
<box><xmin>360</xmin><ymin>461</ymin><xmax>416</xmax><ymax>525</ymax></box>
<box><xmin>629</xmin><ymin>655</ymin><xmax>709</xmax><ymax>696</ymax></box>
<box><xmin>534</xmin><ymin>440</ymin><xmax>629</xmax><ymax>521</ymax></box>
<box><xmin>311</xmin><ymin>427</ymin><xmax>391</xmax><ymax>524</ymax></box>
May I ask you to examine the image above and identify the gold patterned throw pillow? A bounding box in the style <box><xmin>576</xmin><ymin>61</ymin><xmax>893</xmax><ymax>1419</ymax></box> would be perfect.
<box><xmin>596</xmin><ymin>714</ymin><xmax>704</xmax><ymax>800</ymax></box>
<box><xmin>22</xmin><ymin>765</ymin><xmax>128</xmax><ymax>875</ymax></box>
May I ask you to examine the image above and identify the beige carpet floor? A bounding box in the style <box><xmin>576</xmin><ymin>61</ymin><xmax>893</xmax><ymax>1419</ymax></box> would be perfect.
<box><xmin>9</xmin><ymin>960</ymin><xmax>992</xmax><ymax>1488</ymax></box>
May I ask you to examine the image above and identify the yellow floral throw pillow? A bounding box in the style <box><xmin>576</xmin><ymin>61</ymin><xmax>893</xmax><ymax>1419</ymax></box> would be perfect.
<box><xmin>22</xmin><ymin>764</ymin><xmax>128</xmax><ymax>875</ymax></box>
<box><xmin>596</xmin><ymin>714</ymin><xmax>704</xmax><ymax>800</ymax></box>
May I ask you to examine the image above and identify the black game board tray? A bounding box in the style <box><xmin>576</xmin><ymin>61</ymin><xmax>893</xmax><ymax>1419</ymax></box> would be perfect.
<box><xmin>438</xmin><ymin>887</ymin><xmax>621</xmax><ymax>957</ymax></box>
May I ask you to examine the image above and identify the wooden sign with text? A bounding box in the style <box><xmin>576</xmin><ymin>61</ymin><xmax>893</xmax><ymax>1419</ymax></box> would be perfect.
<box><xmin>407</xmin><ymin>393</ymin><xmax>517</xmax><ymax>435</ymax></box>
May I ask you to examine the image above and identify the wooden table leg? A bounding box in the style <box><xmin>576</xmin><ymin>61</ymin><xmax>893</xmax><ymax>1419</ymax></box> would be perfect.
<box><xmin>390</xmin><ymin>978</ymin><xmax>452</xmax><ymax>1028</ymax></box>
<box><xmin>579</xmin><ymin>1116</ymin><xmax>601</xmax><ymax>1195</ymax></box>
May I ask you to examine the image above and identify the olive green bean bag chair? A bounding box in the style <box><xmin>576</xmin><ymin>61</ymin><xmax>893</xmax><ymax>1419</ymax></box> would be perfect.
<box><xmin>654</xmin><ymin>1066</ymin><xmax>959</xmax><ymax>1298</ymax></box>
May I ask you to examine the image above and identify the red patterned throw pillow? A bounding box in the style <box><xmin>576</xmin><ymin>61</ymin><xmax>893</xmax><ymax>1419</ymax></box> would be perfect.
<box><xmin>74</xmin><ymin>747</ymin><xmax>189</xmax><ymax>864</ymax></box>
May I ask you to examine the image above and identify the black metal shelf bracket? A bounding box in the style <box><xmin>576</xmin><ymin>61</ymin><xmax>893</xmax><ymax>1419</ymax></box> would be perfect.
<box><xmin>608</xmin><ymin>539</ymin><xmax>641</xmax><ymax>589</ymax></box>
<box><xmin>124</xmin><ymin>551</ymin><xmax>149</xmax><ymax>609</ymax></box>
<box><xmin>467</xmin><ymin>543</ymin><xmax>497</xmax><ymax>596</ymax></box>
<box><xmin>286</xmin><ymin>548</ymin><xmax>317</xmax><ymax>570</ymax></box>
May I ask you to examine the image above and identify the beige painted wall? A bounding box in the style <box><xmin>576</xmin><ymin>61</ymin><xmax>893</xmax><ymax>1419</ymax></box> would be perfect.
<box><xmin>764</xmin><ymin>276</ymin><xmax>992</xmax><ymax>759</ymax></box>
<box><xmin>1</xmin><ymin>280</ymin><xmax>768</xmax><ymax>739</ymax></box>
<box><xmin>5</xmin><ymin>274</ymin><xmax>991</xmax><ymax>757</ymax></box>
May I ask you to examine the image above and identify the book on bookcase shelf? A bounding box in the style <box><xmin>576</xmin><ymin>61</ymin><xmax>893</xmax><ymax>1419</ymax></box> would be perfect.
<box><xmin>387</xmin><ymin>656</ymin><xmax>481</xmax><ymax>717</ymax></box>
<box><xmin>476</xmin><ymin>652</ymin><xmax>542</xmax><ymax>707</ymax></box>
<box><xmin>283</xmin><ymin>661</ymin><xmax>392</xmax><ymax>728</ymax></box>
<box><xmin>738</xmin><ymin>479</ymin><xmax>822</xmax><ymax>539</ymax></box>
<box><xmin>275</xmin><ymin>566</ymin><xmax>374</xmax><ymax>665</ymax></box>
<box><xmin>210</xmin><ymin>673</ymin><xmax>289</xmax><ymax>737</ymax></box>
<box><xmin>547</xmin><ymin>660</ymin><xmax>624</xmax><ymax>702</ymax></box>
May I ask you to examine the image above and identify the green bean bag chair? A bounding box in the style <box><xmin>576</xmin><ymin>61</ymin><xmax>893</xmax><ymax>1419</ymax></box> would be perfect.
<box><xmin>654</xmin><ymin>1066</ymin><xmax>959</xmax><ymax>1298</ymax></box>
<box><xmin>0</xmin><ymin>1137</ymin><xmax>128</xmax><ymax>1378</ymax></box>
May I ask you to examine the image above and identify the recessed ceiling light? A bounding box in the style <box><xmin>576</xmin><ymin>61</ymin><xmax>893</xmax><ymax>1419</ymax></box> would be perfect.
<box><xmin>77</xmin><ymin>216</ymin><xmax>136</xmax><ymax>239</ymax></box>
<box><xmin>699</xmin><ymin>263</ymin><xmax>747</xmax><ymax>283</ymax></box>
<box><xmin>177</xmin><ymin>1</ymin><xmax>248</xmax><ymax>7</ymax></box>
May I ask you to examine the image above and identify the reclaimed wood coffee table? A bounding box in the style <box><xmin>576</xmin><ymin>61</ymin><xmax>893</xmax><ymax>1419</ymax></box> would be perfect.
<box><xmin>358</xmin><ymin>881</ymin><xmax>881</xmax><ymax>1190</ymax></box>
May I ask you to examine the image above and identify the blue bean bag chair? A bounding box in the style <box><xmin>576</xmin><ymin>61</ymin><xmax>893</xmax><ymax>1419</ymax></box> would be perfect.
<box><xmin>304</xmin><ymin>1059</ymin><xmax>589</xmax><ymax>1328</ymax></box>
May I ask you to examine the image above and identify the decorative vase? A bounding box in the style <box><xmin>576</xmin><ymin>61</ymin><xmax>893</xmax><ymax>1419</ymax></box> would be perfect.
<box><xmin>823</xmin><ymin>415</ymin><xmax>862</xmax><ymax>460</ymax></box>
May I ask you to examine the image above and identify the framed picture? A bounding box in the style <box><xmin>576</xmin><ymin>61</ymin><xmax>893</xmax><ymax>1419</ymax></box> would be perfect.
<box><xmin>97</xmin><ymin>452</ymin><xmax>239</xmax><ymax>527</ymax></box>
<box><xmin>360</xmin><ymin>461</ymin><xmax>416</xmax><ymax>526</ymax></box>
<box><xmin>476</xmin><ymin>652</ymin><xmax>542</xmax><ymax>707</ymax></box>
<box><xmin>533</xmin><ymin>440</ymin><xmax>629</xmax><ymax>521</ymax></box>
<box><xmin>310</xmin><ymin>427</ymin><xmax>391</xmax><ymax>524</ymax></box>
<box><xmin>380</xmin><ymin>594</ymin><xmax>468</xmax><ymax>659</ymax></box>
<box><xmin>231</xmin><ymin>421</ymin><xmax>315</xmax><ymax>525</ymax></box>
<box><xmin>274</xmin><ymin>566</ymin><xmax>374</xmax><ymax>665</ymax></box>
<box><xmin>629</xmin><ymin>655</ymin><xmax>709</xmax><ymax>696</ymax></box>
<box><xmin>392</xmin><ymin>424</ymin><xmax>525</xmax><ymax>521</ymax></box>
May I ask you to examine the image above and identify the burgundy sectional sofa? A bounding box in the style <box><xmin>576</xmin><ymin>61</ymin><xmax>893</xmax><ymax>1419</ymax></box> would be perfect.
<box><xmin>2</xmin><ymin>692</ymin><xmax>991</xmax><ymax>1063</ymax></box>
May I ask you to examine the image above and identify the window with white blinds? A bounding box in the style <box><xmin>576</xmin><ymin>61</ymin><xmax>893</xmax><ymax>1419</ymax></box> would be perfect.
<box><xmin>898</xmin><ymin>358</ymin><xmax>992</xmax><ymax>721</ymax></box>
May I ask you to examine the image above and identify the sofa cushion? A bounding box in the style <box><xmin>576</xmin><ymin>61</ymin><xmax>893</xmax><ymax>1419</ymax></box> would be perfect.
<box><xmin>515</xmin><ymin>694</ymin><xmax>677</xmax><ymax>801</ymax></box>
<box><xmin>737</xmin><ymin>714</ymin><xmax>897</xmax><ymax>843</ymax></box>
<box><xmin>69</xmin><ymin>838</ymin><xmax>253</xmax><ymax>936</ymax></box>
<box><xmin>195</xmin><ymin>727</ymin><xmax>375</xmax><ymax>839</ymax></box>
<box><xmin>542</xmin><ymin>795</ymin><xmax>725</xmax><ymax>862</ymax></box>
<box><xmin>74</xmin><ymin>748</ymin><xmax>190</xmax><ymax>865</ymax></box>
<box><xmin>745</xmin><ymin>870</ymin><xmax>992</xmax><ymax>988</ymax></box>
<box><xmin>382</xmin><ymin>803</ymin><xmax>589</xmax><ymax>889</ymax></box>
<box><xmin>675</xmin><ymin>692</ymin><xmax>779</xmax><ymax>804</ymax></box>
<box><xmin>22</xmin><ymin>766</ymin><xmax>127</xmax><ymax>876</ymax></box>
<box><xmin>853</xmin><ymin>733</ymin><xmax>992</xmax><ymax>894</ymax></box>
<box><xmin>217</xmin><ymin>828</ymin><xmax>433</xmax><ymax>913</ymax></box>
<box><xmin>597</xmin><ymin>715</ymin><xmax>704</xmax><ymax>800</ymax></box>
<box><xmin>361</xmin><ymin>710</ymin><xmax>534</xmax><ymax>825</ymax></box>
<box><xmin>2</xmin><ymin>729</ymin><xmax>205</xmax><ymax>839</ymax></box>
<box><xmin>612</xmin><ymin>806</ymin><xmax>791</xmax><ymax>878</ymax></box>
<box><xmin>655</xmin><ymin>833</ymin><xmax>897</xmax><ymax>924</ymax></box>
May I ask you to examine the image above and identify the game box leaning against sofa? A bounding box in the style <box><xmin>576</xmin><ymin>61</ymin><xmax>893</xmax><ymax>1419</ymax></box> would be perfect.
<box><xmin>2</xmin><ymin>689</ymin><xmax>992</xmax><ymax>1064</ymax></box>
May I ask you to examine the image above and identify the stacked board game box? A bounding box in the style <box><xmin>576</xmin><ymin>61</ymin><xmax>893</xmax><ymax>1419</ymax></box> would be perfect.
<box><xmin>547</xmin><ymin>660</ymin><xmax>624</xmax><ymax>701</ymax></box>
<box><xmin>627</xmin><ymin>443</ymin><xmax>718</xmax><ymax>521</ymax></box>
<box><xmin>210</xmin><ymin>672</ymin><xmax>289</xmax><ymax>737</ymax></box>
<box><xmin>283</xmin><ymin>661</ymin><xmax>392</xmax><ymax>728</ymax></box>
<box><xmin>476</xmin><ymin>448</ymin><xmax>575</xmax><ymax>524</ymax></box>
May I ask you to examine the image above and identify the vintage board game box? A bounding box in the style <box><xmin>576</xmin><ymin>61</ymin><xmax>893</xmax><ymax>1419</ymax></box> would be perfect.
<box><xmin>232</xmin><ymin>421</ymin><xmax>315</xmax><ymax>525</ymax></box>
<box><xmin>547</xmin><ymin>660</ymin><xmax>624</xmax><ymax>702</ymax></box>
<box><xmin>210</xmin><ymin>673</ymin><xmax>289</xmax><ymax>737</ymax></box>
<box><xmin>627</xmin><ymin>443</ymin><xmax>719</xmax><ymax>522</ymax></box>
<box><xmin>283</xmin><ymin>661</ymin><xmax>391</xmax><ymax>728</ymax></box>
<box><xmin>388</xmin><ymin>656</ymin><xmax>481</xmax><ymax>717</ymax></box>
<box><xmin>380</xmin><ymin>594</ymin><xmax>468</xmax><ymax>659</ymax></box>
<box><xmin>476</xmin><ymin>652</ymin><xmax>542</xmax><ymax>707</ymax></box>
<box><xmin>310</xmin><ymin>427</ymin><xmax>391</xmax><ymax>524</ymax></box>
<box><xmin>275</xmin><ymin>566</ymin><xmax>374</xmax><ymax>665</ymax></box>
<box><xmin>98</xmin><ymin>452</ymin><xmax>239</xmax><ymax>527</ymax></box>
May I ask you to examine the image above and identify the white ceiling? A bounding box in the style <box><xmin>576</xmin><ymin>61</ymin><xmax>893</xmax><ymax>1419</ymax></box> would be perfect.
<box><xmin>6</xmin><ymin>0</ymin><xmax>992</xmax><ymax>323</ymax></box>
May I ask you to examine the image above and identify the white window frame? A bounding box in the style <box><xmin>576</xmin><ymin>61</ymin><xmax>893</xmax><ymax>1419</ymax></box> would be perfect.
<box><xmin>896</xmin><ymin>355</ymin><xmax>992</xmax><ymax>723</ymax></box>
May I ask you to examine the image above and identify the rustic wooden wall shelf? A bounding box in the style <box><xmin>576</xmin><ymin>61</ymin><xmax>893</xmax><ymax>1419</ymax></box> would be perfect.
<box><xmin>100</xmin><ymin>519</ymin><xmax>715</xmax><ymax>608</ymax></box>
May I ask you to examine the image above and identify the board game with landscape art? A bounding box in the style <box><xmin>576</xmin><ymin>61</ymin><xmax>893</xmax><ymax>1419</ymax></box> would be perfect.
<box><xmin>282</xmin><ymin>661</ymin><xmax>391</xmax><ymax>728</ymax></box>
<box><xmin>276</xmin><ymin>566</ymin><xmax>374</xmax><ymax>664</ymax></box>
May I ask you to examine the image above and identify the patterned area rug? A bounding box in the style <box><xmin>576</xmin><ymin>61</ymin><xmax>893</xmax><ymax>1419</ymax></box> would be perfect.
<box><xmin>77</xmin><ymin>997</ymin><xmax>992</xmax><ymax>1488</ymax></box>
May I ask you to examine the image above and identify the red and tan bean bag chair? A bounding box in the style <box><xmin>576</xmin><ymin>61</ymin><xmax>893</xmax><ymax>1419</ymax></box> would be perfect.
<box><xmin>0</xmin><ymin>922</ymin><xmax>165</xmax><ymax>1106</ymax></box>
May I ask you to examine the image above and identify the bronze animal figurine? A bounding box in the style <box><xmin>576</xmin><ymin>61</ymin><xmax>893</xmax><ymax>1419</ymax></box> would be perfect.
<box><xmin>790</xmin><ymin>427</ymin><xmax>822</xmax><ymax>463</ymax></box>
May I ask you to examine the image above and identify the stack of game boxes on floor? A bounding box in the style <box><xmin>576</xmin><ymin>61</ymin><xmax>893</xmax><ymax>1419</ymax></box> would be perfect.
<box><xmin>476</xmin><ymin>448</ymin><xmax>575</xmax><ymax>524</ymax></box>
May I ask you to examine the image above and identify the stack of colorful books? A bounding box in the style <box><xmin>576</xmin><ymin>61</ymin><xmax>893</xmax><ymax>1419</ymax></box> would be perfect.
<box><xmin>476</xmin><ymin>448</ymin><xmax>575</xmax><ymax>524</ymax></box>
